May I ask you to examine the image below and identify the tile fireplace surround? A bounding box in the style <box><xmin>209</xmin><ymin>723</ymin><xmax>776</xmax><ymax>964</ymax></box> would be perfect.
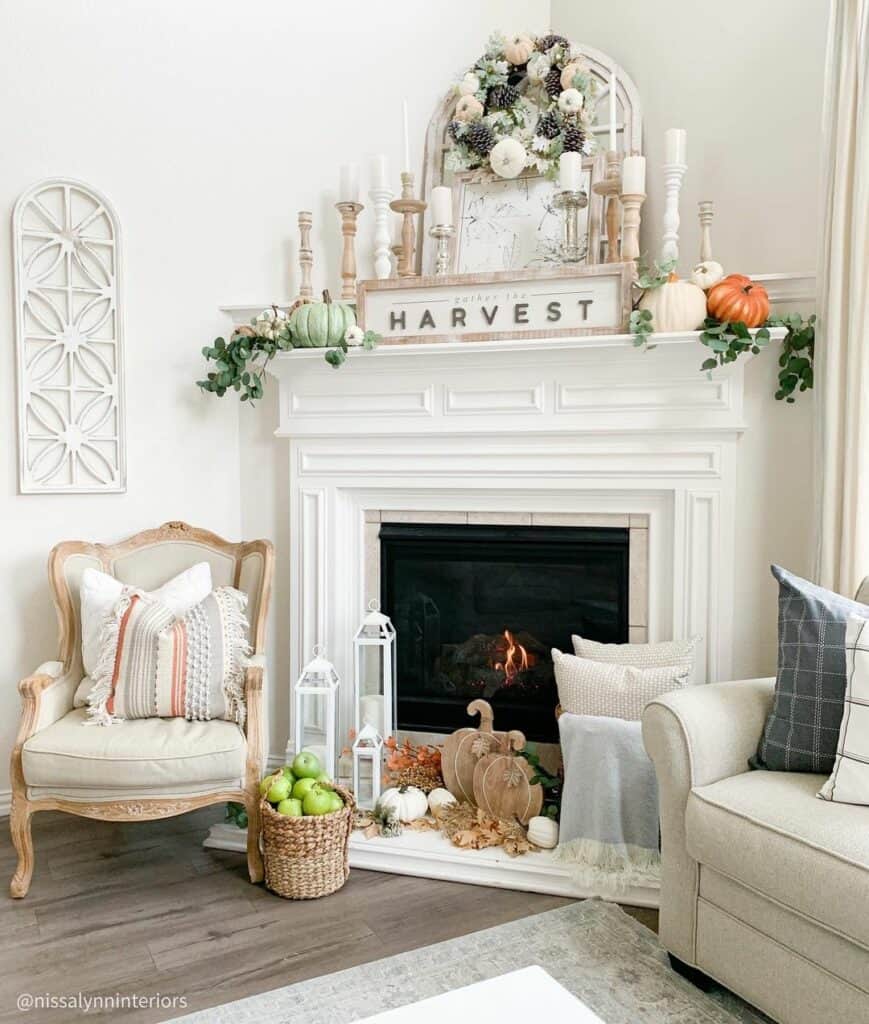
<box><xmin>206</xmin><ymin>324</ymin><xmax>779</xmax><ymax>904</ymax></box>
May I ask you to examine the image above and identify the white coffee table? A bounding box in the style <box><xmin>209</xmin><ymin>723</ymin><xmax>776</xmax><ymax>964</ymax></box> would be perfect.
<box><xmin>353</xmin><ymin>965</ymin><xmax>604</xmax><ymax>1022</ymax></box>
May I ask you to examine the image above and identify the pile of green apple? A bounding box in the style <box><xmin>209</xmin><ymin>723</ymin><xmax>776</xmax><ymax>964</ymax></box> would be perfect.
<box><xmin>260</xmin><ymin>750</ymin><xmax>345</xmax><ymax>817</ymax></box>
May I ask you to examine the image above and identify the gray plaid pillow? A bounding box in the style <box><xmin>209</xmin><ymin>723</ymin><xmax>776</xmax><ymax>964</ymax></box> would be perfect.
<box><xmin>753</xmin><ymin>565</ymin><xmax>869</xmax><ymax>773</ymax></box>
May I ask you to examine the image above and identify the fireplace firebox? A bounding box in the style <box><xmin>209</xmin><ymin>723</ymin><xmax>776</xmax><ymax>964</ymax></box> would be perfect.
<box><xmin>380</xmin><ymin>523</ymin><xmax>629</xmax><ymax>742</ymax></box>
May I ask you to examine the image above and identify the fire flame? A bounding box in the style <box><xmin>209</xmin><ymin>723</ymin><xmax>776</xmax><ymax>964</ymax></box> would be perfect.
<box><xmin>494</xmin><ymin>629</ymin><xmax>530</xmax><ymax>684</ymax></box>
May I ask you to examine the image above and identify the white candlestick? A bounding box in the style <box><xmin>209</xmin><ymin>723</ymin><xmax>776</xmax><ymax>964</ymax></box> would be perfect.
<box><xmin>431</xmin><ymin>185</ymin><xmax>452</xmax><ymax>226</ymax></box>
<box><xmin>402</xmin><ymin>99</ymin><xmax>410</xmax><ymax>171</ymax></box>
<box><xmin>609</xmin><ymin>69</ymin><xmax>618</xmax><ymax>152</ymax></box>
<box><xmin>339</xmin><ymin>163</ymin><xmax>360</xmax><ymax>203</ymax></box>
<box><xmin>622</xmin><ymin>155</ymin><xmax>646</xmax><ymax>195</ymax></box>
<box><xmin>370</xmin><ymin>154</ymin><xmax>389</xmax><ymax>190</ymax></box>
<box><xmin>558</xmin><ymin>151</ymin><xmax>582</xmax><ymax>192</ymax></box>
<box><xmin>665</xmin><ymin>128</ymin><xmax>687</xmax><ymax>165</ymax></box>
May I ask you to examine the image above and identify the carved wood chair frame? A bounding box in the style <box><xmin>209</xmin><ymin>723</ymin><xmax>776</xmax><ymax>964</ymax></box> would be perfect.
<box><xmin>9</xmin><ymin>521</ymin><xmax>274</xmax><ymax>897</ymax></box>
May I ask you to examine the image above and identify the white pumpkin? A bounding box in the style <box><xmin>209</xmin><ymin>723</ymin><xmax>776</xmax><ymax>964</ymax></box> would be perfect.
<box><xmin>527</xmin><ymin>816</ymin><xmax>559</xmax><ymax>849</ymax></box>
<box><xmin>558</xmin><ymin>88</ymin><xmax>584</xmax><ymax>115</ymax></box>
<box><xmin>489</xmin><ymin>137</ymin><xmax>527</xmax><ymax>179</ymax></box>
<box><xmin>638</xmin><ymin>274</ymin><xmax>707</xmax><ymax>333</ymax></box>
<box><xmin>504</xmin><ymin>33</ymin><xmax>534</xmax><ymax>65</ymax></box>
<box><xmin>690</xmin><ymin>260</ymin><xmax>726</xmax><ymax>291</ymax></box>
<box><xmin>378</xmin><ymin>785</ymin><xmax>428</xmax><ymax>823</ymax></box>
<box><xmin>526</xmin><ymin>53</ymin><xmax>550</xmax><ymax>83</ymax></box>
<box><xmin>427</xmin><ymin>788</ymin><xmax>457</xmax><ymax>815</ymax></box>
<box><xmin>458</xmin><ymin>72</ymin><xmax>480</xmax><ymax>97</ymax></box>
<box><xmin>454</xmin><ymin>95</ymin><xmax>483</xmax><ymax>122</ymax></box>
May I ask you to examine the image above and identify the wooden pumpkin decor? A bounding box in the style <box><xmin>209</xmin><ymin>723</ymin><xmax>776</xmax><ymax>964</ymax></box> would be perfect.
<box><xmin>440</xmin><ymin>699</ymin><xmax>505</xmax><ymax>804</ymax></box>
<box><xmin>706</xmin><ymin>274</ymin><xmax>770</xmax><ymax>328</ymax></box>
<box><xmin>472</xmin><ymin>729</ymin><xmax>543</xmax><ymax>825</ymax></box>
<box><xmin>638</xmin><ymin>273</ymin><xmax>707</xmax><ymax>333</ymax></box>
<box><xmin>289</xmin><ymin>289</ymin><xmax>356</xmax><ymax>348</ymax></box>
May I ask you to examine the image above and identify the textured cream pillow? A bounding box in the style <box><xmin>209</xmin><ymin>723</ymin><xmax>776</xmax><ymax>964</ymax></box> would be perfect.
<box><xmin>572</xmin><ymin>634</ymin><xmax>698</xmax><ymax>672</ymax></box>
<box><xmin>553</xmin><ymin>648</ymin><xmax>690</xmax><ymax>721</ymax></box>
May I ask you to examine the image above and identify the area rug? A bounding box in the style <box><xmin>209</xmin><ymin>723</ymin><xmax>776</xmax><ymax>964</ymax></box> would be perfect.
<box><xmin>165</xmin><ymin>900</ymin><xmax>769</xmax><ymax>1024</ymax></box>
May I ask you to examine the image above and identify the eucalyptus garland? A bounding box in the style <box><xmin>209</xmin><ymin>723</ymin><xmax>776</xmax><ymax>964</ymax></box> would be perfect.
<box><xmin>446</xmin><ymin>31</ymin><xmax>598</xmax><ymax>180</ymax></box>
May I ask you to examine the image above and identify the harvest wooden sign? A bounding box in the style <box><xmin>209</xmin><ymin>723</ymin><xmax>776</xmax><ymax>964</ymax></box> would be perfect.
<box><xmin>356</xmin><ymin>264</ymin><xmax>633</xmax><ymax>346</ymax></box>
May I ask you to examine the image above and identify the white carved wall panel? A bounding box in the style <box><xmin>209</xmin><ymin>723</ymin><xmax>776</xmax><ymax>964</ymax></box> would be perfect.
<box><xmin>13</xmin><ymin>178</ymin><xmax>125</xmax><ymax>493</ymax></box>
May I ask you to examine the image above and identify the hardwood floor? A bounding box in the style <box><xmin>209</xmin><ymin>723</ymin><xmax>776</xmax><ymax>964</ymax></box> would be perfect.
<box><xmin>0</xmin><ymin>809</ymin><xmax>658</xmax><ymax>1023</ymax></box>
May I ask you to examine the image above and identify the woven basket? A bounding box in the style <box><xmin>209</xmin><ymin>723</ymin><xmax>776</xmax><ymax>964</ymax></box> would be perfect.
<box><xmin>261</xmin><ymin>782</ymin><xmax>355</xmax><ymax>900</ymax></box>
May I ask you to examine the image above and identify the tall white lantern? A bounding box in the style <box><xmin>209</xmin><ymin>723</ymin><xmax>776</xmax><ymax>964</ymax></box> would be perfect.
<box><xmin>353</xmin><ymin>600</ymin><xmax>397</xmax><ymax>739</ymax></box>
<box><xmin>352</xmin><ymin>723</ymin><xmax>384</xmax><ymax>810</ymax></box>
<box><xmin>293</xmin><ymin>645</ymin><xmax>340</xmax><ymax>779</ymax></box>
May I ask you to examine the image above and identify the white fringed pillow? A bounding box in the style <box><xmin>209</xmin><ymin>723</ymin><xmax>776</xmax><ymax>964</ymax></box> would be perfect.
<box><xmin>818</xmin><ymin>615</ymin><xmax>869</xmax><ymax>806</ymax></box>
<box><xmin>572</xmin><ymin>634</ymin><xmax>698</xmax><ymax>673</ymax></box>
<box><xmin>553</xmin><ymin>648</ymin><xmax>690</xmax><ymax>721</ymax></box>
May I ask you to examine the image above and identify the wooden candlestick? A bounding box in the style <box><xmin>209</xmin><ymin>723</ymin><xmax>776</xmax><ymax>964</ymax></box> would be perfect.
<box><xmin>592</xmin><ymin>151</ymin><xmax>623</xmax><ymax>263</ymax></box>
<box><xmin>390</xmin><ymin>243</ymin><xmax>403</xmax><ymax>278</ymax></box>
<box><xmin>335</xmin><ymin>201</ymin><xmax>363</xmax><ymax>301</ymax></box>
<box><xmin>297</xmin><ymin>211</ymin><xmax>314</xmax><ymax>301</ymax></box>
<box><xmin>698</xmin><ymin>200</ymin><xmax>714</xmax><ymax>261</ymax></box>
<box><xmin>389</xmin><ymin>171</ymin><xmax>426</xmax><ymax>278</ymax></box>
<box><xmin>620</xmin><ymin>192</ymin><xmax>646</xmax><ymax>267</ymax></box>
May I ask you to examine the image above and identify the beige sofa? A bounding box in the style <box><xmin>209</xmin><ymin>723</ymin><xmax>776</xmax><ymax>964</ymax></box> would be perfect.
<box><xmin>642</xmin><ymin>678</ymin><xmax>869</xmax><ymax>1024</ymax></box>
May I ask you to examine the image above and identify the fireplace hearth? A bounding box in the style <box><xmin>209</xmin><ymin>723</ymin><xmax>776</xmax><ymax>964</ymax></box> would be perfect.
<box><xmin>380</xmin><ymin>523</ymin><xmax>629</xmax><ymax>742</ymax></box>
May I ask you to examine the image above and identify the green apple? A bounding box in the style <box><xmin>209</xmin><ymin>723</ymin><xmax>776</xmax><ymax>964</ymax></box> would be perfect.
<box><xmin>316</xmin><ymin>772</ymin><xmax>332</xmax><ymax>784</ymax></box>
<box><xmin>292</xmin><ymin>776</ymin><xmax>318</xmax><ymax>800</ymax></box>
<box><xmin>276</xmin><ymin>797</ymin><xmax>303</xmax><ymax>817</ymax></box>
<box><xmin>259</xmin><ymin>776</ymin><xmax>273</xmax><ymax>796</ymax></box>
<box><xmin>266</xmin><ymin>777</ymin><xmax>291</xmax><ymax>804</ymax></box>
<box><xmin>281</xmin><ymin>766</ymin><xmax>296</xmax><ymax>785</ymax></box>
<box><xmin>326</xmin><ymin>791</ymin><xmax>344</xmax><ymax>813</ymax></box>
<box><xmin>292</xmin><ymin>751</ymin><xmax>322</xmax><ymax>779</ymax></box>
<box><xmin>302</xmin><ymin>785</ymin><xmax>334</xmax><ymax>816</ymax></box>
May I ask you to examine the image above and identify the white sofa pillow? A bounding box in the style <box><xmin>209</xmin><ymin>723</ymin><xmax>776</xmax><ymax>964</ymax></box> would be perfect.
<box><xmin>78</xmin><ymin>561</ymin><xmax>213</xmax><ymax>681</ymax></box>
<box><xmin>553</xmin><ymin>648</ymin><xmax>690</xmax><ymax>721</ymax></box>
<box><xmin>819</xmin><ymin>615</ymin><xmax>869</xmax><ymax>806</ymax></box>
<box><xmin>572</xmin><ymin>634</ymin><xmax>698</xmax><ymax>672</ymax></box>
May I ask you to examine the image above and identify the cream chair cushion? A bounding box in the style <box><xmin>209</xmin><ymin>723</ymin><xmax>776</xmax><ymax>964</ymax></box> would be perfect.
<box><xmin>22</xmin><ymin>708</ymin><xmax>246</xmax><ymax>792</ymax></box>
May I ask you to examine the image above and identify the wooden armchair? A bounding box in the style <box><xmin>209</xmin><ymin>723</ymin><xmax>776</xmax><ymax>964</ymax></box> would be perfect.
<box><xmin>9</xmin><ymin>521</ymin><xmax>273</xmax><ymax>897</ymax></box>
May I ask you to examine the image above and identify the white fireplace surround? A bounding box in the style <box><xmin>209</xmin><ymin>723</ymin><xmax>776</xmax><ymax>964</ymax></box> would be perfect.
<box><xmin>265</xmin><ymin>326</ymin><xmax>772</xmax><ymax>749</ymax></box>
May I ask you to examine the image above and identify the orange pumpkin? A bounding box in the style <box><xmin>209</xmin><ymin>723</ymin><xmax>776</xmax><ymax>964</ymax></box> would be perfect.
<box><xmin>706</xmin><ymin>274</ymin><xmax>770</xmax><ymax>328</ymax></box>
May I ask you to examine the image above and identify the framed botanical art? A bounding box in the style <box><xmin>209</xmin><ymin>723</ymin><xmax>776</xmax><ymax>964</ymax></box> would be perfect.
<box><xmin>451</xmin><ymin>161</ymin><xmax>601</xmax><ymax>275</ymax></box>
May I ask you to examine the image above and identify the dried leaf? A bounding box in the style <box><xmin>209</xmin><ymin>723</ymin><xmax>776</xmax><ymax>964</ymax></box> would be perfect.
<box><xmin>364</xmin><ymin>822</ymin><xmax>380</xmax><ymax>839</ymax></box>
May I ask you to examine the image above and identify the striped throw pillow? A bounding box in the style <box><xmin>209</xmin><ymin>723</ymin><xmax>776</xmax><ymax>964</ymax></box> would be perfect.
<box><xmin>86</xmin><ymin>587</ymin><xmax>250</xmax><ymax>726</ymax></box>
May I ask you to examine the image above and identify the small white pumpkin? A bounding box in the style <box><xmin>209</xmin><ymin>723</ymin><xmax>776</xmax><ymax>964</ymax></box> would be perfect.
<box><xmin>690</xmin><ymin>260</ymin><xmax>726</xmax><ymax>291</ymax></box>
<box><xmin>427</xmin><ymin>787</ymin><xmax>457</xmax><ymax>815</ymax></box>
<box><xmin>527</xmin><ymin>815</ymin><xmax>559</xmax><ymax>849</ymax></box>
<box><xmin>638</xmin><ymin>273</ymin><xmax>708</xmax><ymax>333</ymax></box>
<box><xmin>344</xmin><ymin>325</ymin><xmax>364</xmax><ymax>347</ymax></box>
<box><xmin>526</xmin><ymin>53</ymin><xmax>550</xmax><ymax>83</ymax></box>
<box><xmin>454</xmin><ymin>94</ymin><xmax>484</xmax><ymax>122</ymax></box>
<box><xmin>489</xmin><ymin>137</ymin><xmax>527</xmax><ymax>179</ymax></box>
<box><xmin>558</xmin><ymin>88</ymin><xmax>584</xmax><ymax>115</ymax></box>
<box><xmin>378</xmin><ymin>785</ymin><xmax>428</xmax><ymax>823</ymax></box>
<box><xmin>504</xmin><ymin>33</ymin><xmax>534</xmax><ymax>65</ymax></box>
<box><xmin>458</xmin><ymin>72</ymin><xmax>480</xmax><ymax>97</ymax></box>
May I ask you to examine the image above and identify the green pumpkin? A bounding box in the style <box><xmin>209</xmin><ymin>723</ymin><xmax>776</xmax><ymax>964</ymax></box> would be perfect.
<box><xmin>290</xmin><ymin>290</ymin><xmax>356</xmax><ymax>348</ymax></box>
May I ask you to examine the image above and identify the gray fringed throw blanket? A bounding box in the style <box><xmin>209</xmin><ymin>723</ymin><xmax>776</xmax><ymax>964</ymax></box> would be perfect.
<box><xmin>556</xmin><ymin>711</ymin><xmax>660</xmax><ymax>895</ymax></box>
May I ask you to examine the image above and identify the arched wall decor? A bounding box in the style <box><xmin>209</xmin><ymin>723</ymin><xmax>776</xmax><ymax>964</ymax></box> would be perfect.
<box><xmin>13</xmin><ymin>178</ymin><xmax>126</xmax><ymax>494</ymax></box>
<box><xmin>419</xmin><ymin>44</ymin><xmax>643</xmax><ymax>273</ymax></box>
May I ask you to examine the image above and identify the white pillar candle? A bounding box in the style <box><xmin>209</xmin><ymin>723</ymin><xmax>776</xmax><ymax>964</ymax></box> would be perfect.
<box><xmin>665</xmin><ymin>128</ymin><xmax>687</xmax><ymax>165</ymax></box>
<box><xmin>609</xmin><ymin>69</ymin><xmax>618</xmax><ymax>152</ymax></box>
<box><xmin>339</xmin><ymin>163</ymin><xmax>360</xmax><ymax>202</ymax></box>
<box><xmin>402</xmin><ymin>99</ymin><xmax>410</xmax><ymax>171</ymax></box>
<box><xmin>370</xmin><ymin>154</ymin><xmax>389</xmax><ymax>190</ymax></box>
<box><xmin>558</xmin><ymin>151</ymin><xmax>582</xmax><ymax>192</ymax></box>
<box><xmin>359</xmin><ymin>694</ymin><xmax>384</xmax><ymax>734</ymax></box>
<box><xmin>622</xmin><ymin>154</ymin><xmax>646</xmax><ymax>194</ymax></box>
<box><xmin>431</xmin><ymin>185</ymin><xmax>452</xmax><ymax>226</ymax></box>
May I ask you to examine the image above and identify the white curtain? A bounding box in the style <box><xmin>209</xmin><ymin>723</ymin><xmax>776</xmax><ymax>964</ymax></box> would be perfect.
<box><xmin>815</xmin><ymin>0</ymin><xmax>869</xmax><ymax>596</ymax></box>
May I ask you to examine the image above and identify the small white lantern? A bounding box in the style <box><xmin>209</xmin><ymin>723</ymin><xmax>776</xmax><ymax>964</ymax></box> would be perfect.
<box><xmin>353</xmin><ymin>600</ymin><xmax>397</xmax><ymax>738</ymax></box>
<box><xmin>352</xmin><ymin>723</ymin><xmax>384</xmax><ymax>810</ymax></box>
<box><xmin>293</xmin><ymin>645</ymin><xmax>340</xmax><ymax>780</ymax></box>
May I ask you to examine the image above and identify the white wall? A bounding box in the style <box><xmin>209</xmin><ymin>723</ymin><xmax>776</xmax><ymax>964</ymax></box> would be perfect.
<box><xmin>553</xmin><ymin>0</ymin><xmax>826</xmax><ymax>677</ymax></box>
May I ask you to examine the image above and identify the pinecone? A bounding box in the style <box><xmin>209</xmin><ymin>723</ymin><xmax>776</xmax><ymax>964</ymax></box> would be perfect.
<box><xmin>538</xmin><ymin>33</ymin><xmax>567</xmax><ymax>52</ymax></box>
<box><xmin>487</xmin><ymin>83</ymin><xmax>520</xmax><ymax>111</ymax></box>
<box><xmin>466</xmin><ymin>121</ymin><xmax>495</xmax><ymax>155</ymax></box>
<box><xmin>544</xmin><ymin>66</ymin><xmax>563</xmax><ymax>98</ymax></box>
<box><xmin>562</xmin><ymin>124</ymin><xmax>586</xmax><ymax>152</ymax></box>
<box><xmin>447</xmin><ymin>120</ymin><xmax>463</xmax><ymax>142</ymax></box>
<box><xmin>536</xmin><ymin>110</ymin><xmax>560</xmax><ymax>139</ymax></box>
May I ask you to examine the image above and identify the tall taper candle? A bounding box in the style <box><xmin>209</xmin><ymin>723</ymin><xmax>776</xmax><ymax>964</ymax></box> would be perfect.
<box><xmin>609</xmin><ymin>69</ymin><xmax>618</xmax><ymax>151</ymax></box>
<box><xmin>402</xmin><ymin>99</ymin><xmax>410</xmax><ymax>171</ymax></box>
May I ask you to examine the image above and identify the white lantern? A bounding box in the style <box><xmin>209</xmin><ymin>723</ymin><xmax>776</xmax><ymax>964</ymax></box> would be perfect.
<box><xmin>353</xmin><ymin>600</ymin><xmax>397</xmax><ymax>739</ymax></box>
<box><xmin>293</xmin><ymin>645</ymin><xmax>340</xmax><ymax>779</ymax></box>
<box><xmin>352</xmin><ymin>723</ymin><xmax>384</xmax><ymax>810</ymax></box>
